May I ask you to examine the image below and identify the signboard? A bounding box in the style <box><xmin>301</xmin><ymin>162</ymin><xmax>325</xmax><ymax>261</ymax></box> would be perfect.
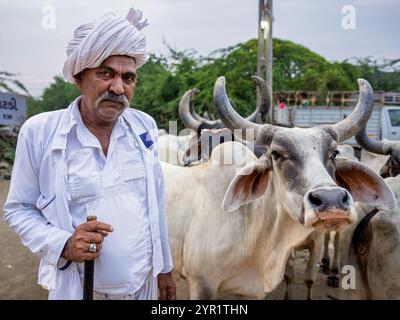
<box><xmin>0</xmin><ymin>92</ymin><xmax>28</xmax><ymax>126</ymax></box>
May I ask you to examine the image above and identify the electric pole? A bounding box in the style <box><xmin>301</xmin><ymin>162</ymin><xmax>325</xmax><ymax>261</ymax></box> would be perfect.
<box><xmin>257</xmin><ymin>0</ymin><xmax>273</xmax><ymax>122</ymax></box>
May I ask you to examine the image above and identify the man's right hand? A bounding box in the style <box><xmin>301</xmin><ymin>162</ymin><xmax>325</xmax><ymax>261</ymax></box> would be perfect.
<box><xmin>62</xmin><ymin>220</ymin><xmax>113</xmax><ymax>263</ymax></box>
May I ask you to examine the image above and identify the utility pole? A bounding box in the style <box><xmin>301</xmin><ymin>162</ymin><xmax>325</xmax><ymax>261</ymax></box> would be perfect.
<box><xmin>257</xmin><ymin>0</ymin><xmax>273</xmax><ymax>122</ymax></box>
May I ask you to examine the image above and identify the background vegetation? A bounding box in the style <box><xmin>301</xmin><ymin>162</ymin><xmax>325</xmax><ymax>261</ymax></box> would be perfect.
<box><xmin>3</xmin><ymin>38</ymin><xmax>400</xmax><ymax>131</ymax></box>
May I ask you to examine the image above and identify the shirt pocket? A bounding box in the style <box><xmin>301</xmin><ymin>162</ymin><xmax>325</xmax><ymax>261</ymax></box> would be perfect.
<box><xmin>121</xmin><ymin>164</ymin><xmax>145</xmax><ymax>182</ymax></box>
<box><xmin>36</xmin><ymin>193</ymin><xmax>57</xmax><ymax>225</ymax></box>
<box><xmin>68</xmin><ymin>174</ymin><xmax>101</xmax><ymax>203</ymax></box>
<box><xmin>67</xmin><ymin>148</ymin><xmax>101</xmax><ymax>203</ymax></box>
<box><xmin>117</xmin><ymin>138</ymin><xmax>146</xmax><ymax>183</ymax></box>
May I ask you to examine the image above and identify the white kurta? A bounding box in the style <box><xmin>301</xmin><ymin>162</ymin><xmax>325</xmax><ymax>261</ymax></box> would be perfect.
<box><xmin>64</xmin><ymin>103</ymin><xmax>152</xmax><ymax>295</ymax></box>
<box><xmin>3</xmin><ymin>97</ymin><xmax>173</xmax><ymax>299</ymax></box>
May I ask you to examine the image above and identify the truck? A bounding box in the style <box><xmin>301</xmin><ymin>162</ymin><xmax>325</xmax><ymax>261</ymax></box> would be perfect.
<box><xmin>272</xmin><ymin>90</ymin><xmax>400</xmax><ymax>145</ymax></box>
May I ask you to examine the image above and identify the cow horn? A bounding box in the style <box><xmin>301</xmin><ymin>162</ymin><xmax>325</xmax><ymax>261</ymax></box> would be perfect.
<box><xmin>245</xmin><ymin>75</ymin><xmax>270</xmax><ymax>123</ymax></box>
<box><xmin>190</xmin><ymin>104</ymin><xmax>224</xmax><ymax>127</ymax></box>
<box><xmin>187</xmin><ymin>76</ymin><xmax>269</xmax><ymax>128</ymax></box>
<box><xmin>179</xmin><ymin>89</ymin><xmax>202</xmax><ymax>130</ymax></box>
<box><xmin>355</xmin><ymin>125</ymin><xmax>391</xmax><ymax>155</ymax></box>
<box><xmin>214</xmin><ymin>77</ymin><xmax>274</xmax><ymax>141</ymax></box>
<box><xmin>331</xmin><ymin>79</ymin><xmax>374</xmax><ymax>142</ymax></box>
<box><xmin>181</xmin><ymin>88</ymin><xmax>225</xmax><ymax>128</ymax></box>
<box><xmin>355</xmin><ymin>124</ymin><xmax>400</xmax><ymax>170</ymax></box>
<box><xmin>189</xmin><ymin>93</ymin><xmax>205</xmax><ymax>122</ymax></box>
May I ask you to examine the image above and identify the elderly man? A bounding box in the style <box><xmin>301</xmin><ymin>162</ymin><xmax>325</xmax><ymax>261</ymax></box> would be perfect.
<box><xmin>3</xmin><ymin>8</ymin><xmax>176</xmax><ymax>300</ymax></box>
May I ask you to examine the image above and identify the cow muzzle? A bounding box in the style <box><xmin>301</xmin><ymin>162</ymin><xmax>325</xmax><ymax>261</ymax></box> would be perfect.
<box><xmin>303</xmin><ymin>186</ymin><xmax>355</xmax><ymax>231</ymax></box>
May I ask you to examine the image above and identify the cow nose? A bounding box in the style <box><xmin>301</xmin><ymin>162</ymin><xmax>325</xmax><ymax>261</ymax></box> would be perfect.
<box><xmin>308</xmin><ymin>188</ymin><xmax>350</xmax><ymax>212</ymax></box>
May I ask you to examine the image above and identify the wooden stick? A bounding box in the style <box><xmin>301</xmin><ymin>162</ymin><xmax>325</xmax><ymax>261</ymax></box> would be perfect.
<box><xmin>83</xmin><ymin>215</ymin><xmax>97</xmax><ymax>300</ymax></box>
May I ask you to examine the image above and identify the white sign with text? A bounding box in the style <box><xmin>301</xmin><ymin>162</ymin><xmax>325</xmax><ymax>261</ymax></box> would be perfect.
<box><xmin>0</xmin><ymin>92</ymin><xmax>28</xmax><ymax>126</ymax></box>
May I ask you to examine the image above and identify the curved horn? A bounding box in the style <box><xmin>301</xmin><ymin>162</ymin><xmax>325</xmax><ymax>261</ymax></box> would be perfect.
<box><xmin>355</xmin><ymin>124</ymin><xmax>400</xmax><ymax>172</ymax></box>
<box><xmin>185</xmin><ymin>89</ymin><xmax>226</xmax><ymax>127</ymax></box>
<box><xmin>191</xmin><ymin>105</ymin><xmax>224</xmax><ymax>127</ymax></box>
<box><xmin>214</xmin><ymin>77</ymin><xmax>276</xmax><ymax>141</ymax></box>
<box><xmin>179</xmin><ymin>89</ymin><xmax>202</xmax><ymax>130</ymax></box>
<box><xmin>355</xmin><ymin>125</ymin><xmax>391</xmax><ymax>155</ymax></box>
<box><xmin>331</xmin><ymin>79</ymin><xmax>374</xmax><ymax>142</ymax></box>
<box><xmin>245</xmin><ymin>75</ymin><xmax>270</xmax><ymax>123</ymax></box>
<box><xmin>188</xmin><ymin>92</ymin><xmax>205</xmax><ymax>122</ymax></box>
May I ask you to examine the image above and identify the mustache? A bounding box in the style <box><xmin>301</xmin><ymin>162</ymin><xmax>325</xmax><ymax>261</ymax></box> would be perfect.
<box><xmin>95</xmin><ymin>91</ymin><xmax>130</xmax><ymax>108</ymax></box>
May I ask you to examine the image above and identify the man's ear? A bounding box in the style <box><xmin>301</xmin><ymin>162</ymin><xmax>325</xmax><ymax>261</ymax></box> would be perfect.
<box><xmin>335</xmin><ymin>158</ymin><xmax>396</xmax><ymax>210</ymax></box>
<box><xmin>222</xmin><ymin>156</ymin><xmax>272</xmax><ymax>212</ymax></box>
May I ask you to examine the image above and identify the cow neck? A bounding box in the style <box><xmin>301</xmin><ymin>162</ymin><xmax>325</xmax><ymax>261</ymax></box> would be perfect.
<box><xmin>252</xmin><ymin>180</ymin><xmax>314</xmax><ymax>293</ymax></box>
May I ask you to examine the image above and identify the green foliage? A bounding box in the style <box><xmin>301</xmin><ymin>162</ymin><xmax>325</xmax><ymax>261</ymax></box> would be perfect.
<box><xmin>132</xmin><ymin>39</ymin><xmax>367</xmax><ymax>128</ymax></box>
<box><xmin>352</xmin><ymin>57</ymin><xmax>400</xmax><ymax>92</ymax></box>
<box><xmin>28</xmin><ymin>76</ymin><xmax>80</xmax><ymax>117</ymax></box>
<box><xmin>0</xmin><ymin>71</ymin><xmax>30</xmax><ymax>95</ymax></box>
<box><xmin>0</xmin><ymin>139</ymin><xmax>15</xmax><ymax>162</ymax></box>
<box><xmin>25</xmin><ymin>38</ymin><xmax>400</xmax><ymax>130</ymax></box>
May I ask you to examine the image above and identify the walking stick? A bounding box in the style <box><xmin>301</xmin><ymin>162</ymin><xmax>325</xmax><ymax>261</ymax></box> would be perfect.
<box><xmin>83</xmin><ymin>215</ymin><xmax>97</xmax><ymax>300</ymax></box>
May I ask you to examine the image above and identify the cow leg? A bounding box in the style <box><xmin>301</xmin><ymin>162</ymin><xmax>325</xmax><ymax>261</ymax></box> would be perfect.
<box><xmin>188</xmin><ymin>278</ymin><xmax>218</xmax><ymax>299</ymax></box>
<box><xmin>284</xmin><ymin>253</ymin><xmax>295</xmax><ymax>300</ymax></box>
<box><xmin>319</xmin><ymin>232</ymin><xmax>331</xmax><ymax>275</ymax></box>
<box><xmin>327</xmin><ymin>232</ymin><xmax>340</xmax><ymax>288</ymax></box>
<box><xmin>304</xmin><ymin>234</ymin><xmax>324</xmax><ymax>300</ymax></box>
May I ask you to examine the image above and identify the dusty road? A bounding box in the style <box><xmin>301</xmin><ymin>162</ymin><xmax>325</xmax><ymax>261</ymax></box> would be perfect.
<box><xmin>0</xmin><ymin>179</ymin><xmax>337</xmax><ymax>300</ymax></box>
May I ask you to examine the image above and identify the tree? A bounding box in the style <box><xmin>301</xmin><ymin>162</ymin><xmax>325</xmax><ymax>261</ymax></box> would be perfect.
<box><xmin>27</xmin><ymin>39</ymin><xmax>400</xmax><ymax>129</ymax></box>
<box><xmin>0</xmin><ymin>71</ymin><xmax>30</xmax><ymax>95</ymax></box>
<box><xmin>28</xmin><ymin>75</ymin><xmax>80</xmax><ymax>117</ymax></box>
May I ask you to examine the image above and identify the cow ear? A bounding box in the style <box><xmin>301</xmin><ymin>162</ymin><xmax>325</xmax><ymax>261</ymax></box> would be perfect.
<box><xmin>222</xmin><ymin>157</ymin><xmax>272</xmax><ymax>212</ymax></box>
<box><xmin>335</xmin><ymin>159</ymin><xmax>396</xmax><ymax>210</ymax></box>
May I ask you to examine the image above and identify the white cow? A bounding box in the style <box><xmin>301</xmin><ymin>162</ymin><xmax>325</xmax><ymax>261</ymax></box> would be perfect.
<box><xmin>161</xmin><ymin>77</ymin><xmax>395</xmax><ymax>299</ymax></box>
<box><xmin>158</xmin><ymin>131</ymin><xmax>197</xmax><ymax>166</ymax></box>
<box><xmin>284</xmin><ymin>144</ymin><xmax>359</xmax><ymax>299</ymax></box>
<box><xmin>331</xmin><ymin>126</ymin><xmax>400</xmax><ymax>299</ymax></box>
<box><xmin>338</xmin><ymin>175</ymin><xmax>400</xmax><ymax>299</ymax></box>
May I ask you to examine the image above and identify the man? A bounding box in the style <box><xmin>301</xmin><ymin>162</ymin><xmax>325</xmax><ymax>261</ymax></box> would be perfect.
<box><xmin>3</xmin><ymin>8</ymin><xmax>176</xmax><ymax>300</ymax></box>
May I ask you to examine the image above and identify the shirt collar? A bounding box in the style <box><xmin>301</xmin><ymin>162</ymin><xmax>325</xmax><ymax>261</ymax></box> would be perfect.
<box><xmin>72</xmin><ymin>98</ymin><xmax>127</xmax><ymax>148</ymax></box>
<box><xmin>52</xmin><ymin>96</ymin><xmax>128</xmax><ymax>151</ymax></box>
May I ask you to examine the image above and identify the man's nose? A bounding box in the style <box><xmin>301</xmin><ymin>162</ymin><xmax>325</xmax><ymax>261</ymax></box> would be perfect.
<box><xmin>109</xmin><ymin>77</ymin><xmax>125</xmax><ymax>95</ymax></box>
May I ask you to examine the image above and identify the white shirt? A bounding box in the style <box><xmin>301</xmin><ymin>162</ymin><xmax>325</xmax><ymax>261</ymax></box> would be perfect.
<box><xmin>65</xmin><ymin>104</ymin><xmax>152</xmax><ymax>295</ymax></box>
<box><xmin>3</xmin><ymin>97</ymin><xmax>173</xmax><ymax>299</ymax></box>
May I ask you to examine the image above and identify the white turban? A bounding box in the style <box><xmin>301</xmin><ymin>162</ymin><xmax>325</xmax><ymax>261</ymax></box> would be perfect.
<box><xmin>62</xmin><ymin>8</ymin><xmax>149</xmax><ymax>83</ymax></box>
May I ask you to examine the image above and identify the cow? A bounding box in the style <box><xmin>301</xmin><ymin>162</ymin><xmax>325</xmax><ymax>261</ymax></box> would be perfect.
<box><xmin>284</xmin><ymin>144</ymin><xmax>359</xmax><ymax>298</ymax></box>
<box><xmin>157</xmin><ymin>75</ymin><xmax>269</xmax><ymax>166</ymax></box>
<box><xmin>328</xmin><ymin>126</ymin><xmax>400</xmax><ymax>299</ymax></box>
<box><xmin>161</xmin><ymin>77</ymin><xmax>395</xmax><ymax>299</ymax></box>
<box><xmin>336</xmin><ymin>175</ymin><xmax>400</xmax><ymax>299</ymax></box>
<box><xmin>158</xmin><ymin>130</ymin><xmax>197</xmax><ymax>165</ymax></box>
<box><xmin>177</xmin><ymin>75</ymin><xmax>271</xmax><ymax>164</ymax></box>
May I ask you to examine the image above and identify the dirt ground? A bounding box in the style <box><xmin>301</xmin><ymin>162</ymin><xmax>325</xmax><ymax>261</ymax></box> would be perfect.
<box><xmin>0</xmin><ymin>179</ymin><xmax>338</xmax><ymax>300</ymax></box>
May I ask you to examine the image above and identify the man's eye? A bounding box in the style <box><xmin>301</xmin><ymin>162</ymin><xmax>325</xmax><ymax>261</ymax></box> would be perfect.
<box><xmin>124</xmin><ymin>77</ymin><xmax>135</xmax><ymax>84</ymax></box>
<box><xmin>271</xmin><ymin>150</ymin><xmax>286</xmax><ymax>161</ymax></box>
<box><xmin>97</xmin><ymin>71</ymin><xmax>112</xmax><ymax>78</ymax></box>
<box><xmin>124</xmin><ymin>75</ymin><xmax>136</xmax><ymax>84</ymax></box>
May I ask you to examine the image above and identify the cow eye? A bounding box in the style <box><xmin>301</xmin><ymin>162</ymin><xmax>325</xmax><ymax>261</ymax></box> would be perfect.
<box><xmin>271</xmin><ymin>150</ymin><xmax>286</xmax><ymax>161</ymax></box>
<box><xmin>330</xmin><ymin>150</ymin><xmax>339</xmax><ymax>160</ymax></box>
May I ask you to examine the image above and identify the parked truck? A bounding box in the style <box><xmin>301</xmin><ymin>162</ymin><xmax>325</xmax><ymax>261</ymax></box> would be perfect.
<box><xmin>273</xmin><ymin>91</ymin><xmax>400</xmax><ymax>145</ymax></box>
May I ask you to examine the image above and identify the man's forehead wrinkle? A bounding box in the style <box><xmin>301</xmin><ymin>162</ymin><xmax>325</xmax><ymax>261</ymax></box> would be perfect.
<box><xmin>100</xmin><ymin>56</ymin><xmax>137</xmax><ymax>72</ymax></box>
<box><xmin>98</xmin><ymin>64</ymin><xmax>136</xmax><ymax>76</ymax></box>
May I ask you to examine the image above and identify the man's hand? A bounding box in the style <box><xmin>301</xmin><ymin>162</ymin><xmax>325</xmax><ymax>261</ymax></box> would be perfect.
<box><xmin>158</xmin><ymin>272</ymin><xmax>177</xmax><ymax>300</ymax></box>
<box><xmin>62</xmin><ymin>220</ymin><xmax>113</xmax><ymax>263</ymax></box>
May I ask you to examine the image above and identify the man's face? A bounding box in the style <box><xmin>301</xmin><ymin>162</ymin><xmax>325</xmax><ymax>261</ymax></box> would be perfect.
<box><xmin>76</xmin><ymin>55</ymin><xmax>137</xmax><ymax>124</ymax></box>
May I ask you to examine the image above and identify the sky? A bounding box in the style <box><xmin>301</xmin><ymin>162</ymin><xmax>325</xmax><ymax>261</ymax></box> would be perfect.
<box><xmin>0</xmin><ymin>0</ymin><xmax>399</xmax><ymax>97</ymax></box>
